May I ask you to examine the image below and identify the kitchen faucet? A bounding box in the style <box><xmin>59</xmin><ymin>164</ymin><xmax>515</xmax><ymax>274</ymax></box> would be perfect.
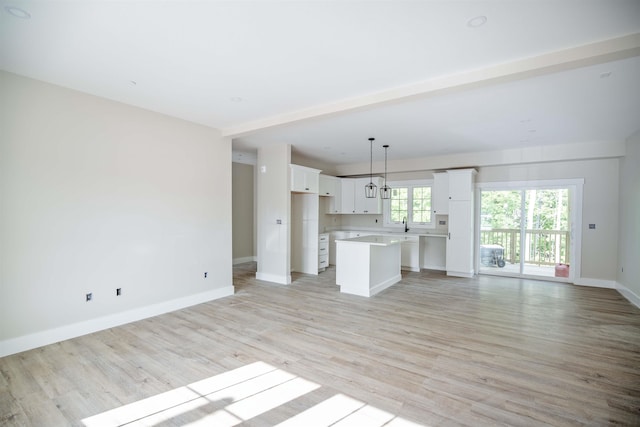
<box><xmin>402</xmin><ymin>217</ymin><xmax>409</xmax><ymax>233</ymax></box>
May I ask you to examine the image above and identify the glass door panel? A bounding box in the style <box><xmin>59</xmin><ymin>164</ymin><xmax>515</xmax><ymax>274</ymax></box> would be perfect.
<box><xmin>522</xmin><ymin>189</ymin><xmax>570</xmax><ymax>277</ymax></box>
<box><xmin>479</xmin><ymin>190</ymin><xmax>521</xmax><ymax>275</ymax></box>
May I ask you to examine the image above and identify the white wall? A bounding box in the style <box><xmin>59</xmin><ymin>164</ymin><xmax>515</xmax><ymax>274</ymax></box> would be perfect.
<box><xmin>478</xmin><ymin>159</ymin><xmax>619</xmax><ymax>283</ymax></box>
<box><xmin>0</xmin><ymin>71</ymin><xmax>233</xmax><ymax>356</ymax></box>
<box><xmin>617</xmin><ymin>130</ymin><xmax>640</xmax><ymax>306</ymax></box>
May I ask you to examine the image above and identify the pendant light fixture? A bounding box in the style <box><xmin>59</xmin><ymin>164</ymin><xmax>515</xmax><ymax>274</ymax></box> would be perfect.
<box><xmin>380</xmin><ymin>144</ymin><xmax>391</xmax><ymax>199</ymax></box>
<box><xmin>364</xmin><ymin>137</ymin><xmax>377</xmax><ymax>198</ymax></box>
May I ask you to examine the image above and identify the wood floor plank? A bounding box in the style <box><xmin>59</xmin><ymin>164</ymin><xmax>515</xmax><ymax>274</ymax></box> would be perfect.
<box><xmin>1</xmin><ymin>263</ymin><xmax>639</xmax><ymax>426</ymax></box>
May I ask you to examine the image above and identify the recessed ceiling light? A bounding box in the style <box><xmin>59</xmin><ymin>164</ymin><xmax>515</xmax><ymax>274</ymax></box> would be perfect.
<box><xmin>5</xmin><ymin>6</ymin><xmax>31</xmax><ymax>19</ymax></box>
<box><xmin>599</xmin><ymin>71</ymin><xmax>612</xmax><ymax>79</ymax></box>
<box><xmin>467</xmin><ymin>15</ymin><xmax>487</xmax><ymax>28</ymax></box>
<box><xmin>230</xmin><ymin>97</ymin><xmax>243</xmax><ymax>102</ymax></box>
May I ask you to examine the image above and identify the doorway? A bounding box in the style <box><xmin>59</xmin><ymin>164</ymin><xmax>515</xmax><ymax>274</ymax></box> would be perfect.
<box><xmin>478</xmin><ymin>180</ymin><xmax>582</xmax><ymax>281</ymax></box>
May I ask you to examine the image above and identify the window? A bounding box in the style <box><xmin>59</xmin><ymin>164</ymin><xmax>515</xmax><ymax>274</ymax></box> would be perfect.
<box><xmin>385</xmin><ymin>181</ymin><xmax>433</xmax><ymax>228</ymax></box>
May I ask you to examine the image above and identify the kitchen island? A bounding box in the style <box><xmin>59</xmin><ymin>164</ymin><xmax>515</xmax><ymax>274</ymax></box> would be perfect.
<box><xmin>335</xmin><ymin>235</ymin><xmax>403</xmax><ymax>297</ymax></box>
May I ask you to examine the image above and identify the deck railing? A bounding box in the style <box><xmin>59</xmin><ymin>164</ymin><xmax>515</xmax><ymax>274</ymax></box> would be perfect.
<box><xmin>480</xmin><ymin>229</ymin><xmax>570</xmax><ymax>266</ymax></box>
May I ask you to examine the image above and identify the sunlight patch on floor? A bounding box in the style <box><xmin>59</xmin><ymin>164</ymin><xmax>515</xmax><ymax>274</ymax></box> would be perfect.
<box><xmin>81</xmin><ymin>361</ymin><xmax>425</xmax><ymax>426</ymax></box>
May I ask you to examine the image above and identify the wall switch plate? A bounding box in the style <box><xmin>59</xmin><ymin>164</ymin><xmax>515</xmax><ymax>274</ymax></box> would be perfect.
<box><xmin>276</xmin><ymin>219</ymin><xmax>282</xmax><ymax>224</ymax></box>
<box><xmin>589</xmin><ymin>223</ymin><xmax>596</xmax><ymax>229</ymax></box>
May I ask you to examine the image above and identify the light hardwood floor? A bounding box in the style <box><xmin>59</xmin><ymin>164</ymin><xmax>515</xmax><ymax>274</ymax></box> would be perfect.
<box><xmin>2</xmin><ymin>263</ymin><xmax>639</xmax><ymax>426</ymax></box>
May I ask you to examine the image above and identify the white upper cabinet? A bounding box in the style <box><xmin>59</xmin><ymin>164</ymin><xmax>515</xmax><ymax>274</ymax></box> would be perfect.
<box><xmin>319</xmin><ymin>174</ymin><xmax>339</xmax><ymax>196</ymax></box>
<box><xmin>355</xmin><ymin>177</ymin><xmax>382</xmax><ymax>214</ymax></box>
<box><xmin>447</xmin><ymin>169</ymin><xmax>476</xmax><ymax>201</ymax></box>
<box><xmin>320</xmin><ymin>174</ymin><xmax>342</xmax><ymax>213</ymax></box>
<box><xmin>340</xmin><ymin>177</ymin><xmax>382</xmax><ymax>214</ymax></box>
<box><xmin>340</xmin><ymin>179</ymin><xmax>356</xmax><ymax>213</ymax></box>
<box><xmin>432</xmin><ymin>172</ymin><xmax>449</xmax><ymax>215</ymax></box>
<box><xmin>290</xmin><ymin>164</ymin><xmax>321</xmax><ymax>193</ymax></box>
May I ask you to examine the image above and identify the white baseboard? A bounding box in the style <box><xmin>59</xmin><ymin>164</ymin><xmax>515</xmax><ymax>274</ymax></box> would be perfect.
<box><xmin>616</xmin><ymin>282</ymin><xmax>640</xmax><ymax>309</ymax></box>
<box><xmin>0</xmin><ymin>286</ymin><xmax>235</xmax><ymax>358</ymax></box>
<box><xmin>233</xmin><ymin>256</ymin><xmax>256</xmax><ymax>265</ymax></box>
<box><xmin>370</xmin><ymin>274</ymin><xmax>402</xmax><ymax>297</ymax></box>
<box><xmin>446</xmin><ymin>270</ymin><xmax>474</xmax><ymax>278</ymax></box>
<box><xmin>255</xmin><ymin>272</ymin><xmax>292</xmax><ymax>285</ymax></box>
<box><xmin>573</xmin><ymin>277</ymin><xmax>617</xmax><ymax>288</ymax></box>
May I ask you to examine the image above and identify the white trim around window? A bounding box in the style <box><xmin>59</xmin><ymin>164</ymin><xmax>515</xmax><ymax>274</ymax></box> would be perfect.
<box><xmin>383</xmin><ymin>179</ymin><xmax>435</xmax><ymax>229</ymax></box>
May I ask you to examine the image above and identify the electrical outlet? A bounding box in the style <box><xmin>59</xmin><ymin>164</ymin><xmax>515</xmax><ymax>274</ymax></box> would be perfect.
<box><xmin>86</xmin><ymin>293</ymin><xmax>92</xmax><ymax>302</ymax></box>
<box><xmin>204</xmin><ymin>272</ymin><xmax>208</xmax><ymax>278</ymax></box>
<box><xmin>589</xmin><ymin>223</ymin><xmax>596</xmax><ymax>229</ymax></box>
<box><xmin>116</xmin><ymin>288</ymin><xmax>121</xmax><ymax>296</ymax></box>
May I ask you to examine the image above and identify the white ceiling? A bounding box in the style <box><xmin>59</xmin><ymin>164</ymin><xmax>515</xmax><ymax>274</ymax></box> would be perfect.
<box><xmin>2</xmin><ymin>1</ymin><xmax>639</xmax><ymax>167</ymax></box>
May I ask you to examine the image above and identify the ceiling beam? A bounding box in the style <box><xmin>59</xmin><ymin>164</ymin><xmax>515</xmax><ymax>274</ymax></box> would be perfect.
<box><xmin>222</xmin><ymin>33</ymin><xmax>640</xmax><ymax>138</ymax></box>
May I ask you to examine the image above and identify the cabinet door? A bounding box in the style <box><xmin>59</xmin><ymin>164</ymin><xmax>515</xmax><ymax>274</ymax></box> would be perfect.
<box><xmin>305</xmin><ymin>170</ymin><xmax>319</xmax><ymax>193</ymax></box>
<box><xmin>447</xmin><ymin>169</ymin><xmax>474</xmax><ymax>201</ymax></box>
<box><xmin>340</xmin><ymin>179</ymin><xmax>356</xmax><ymax>213</ymax></box>
<box><xmin>354</xmin><ymin>177</ymin><xmax>382</xmax><ymax>214</ymax></box>
<box><xmin>401</xmin><ymin>240</ymin><xmax>420</xmax><ymax>272</ymax></box>
<box><xmin>290</xmin><ymin>164</ymin><xmax>320</xmax><ymax>193</ymax></box>
<box><xmin>291</xmin><ymin>166</ymin><xmax>307</xmax><ymax>192</ymax></box>
<box><xmin>446</xmin><ymin>200</ymin><xmax>474</xmax><ymax>276</ymax></box>
<box><xmin>432</xmin><ymin>172</ymin><xmax>449</xmax><ymax>215</ymax></box>
<box><xmin>319</xmin><ymin>175</ymin><xmax>336</xmax><ymax>196</ymax></box>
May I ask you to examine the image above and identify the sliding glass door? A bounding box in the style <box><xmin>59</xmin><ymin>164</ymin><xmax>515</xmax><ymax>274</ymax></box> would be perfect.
<box><xmin>479</xmin><ymin>182</ymin><xmax>578</xmax><ymax>281</ymax></box>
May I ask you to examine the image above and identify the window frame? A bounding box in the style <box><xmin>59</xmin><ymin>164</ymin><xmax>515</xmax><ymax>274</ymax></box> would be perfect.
<box><xmin>383</xmin><ymin>179</ymin><xmax>435</xmax><ymax>229</ymax></box>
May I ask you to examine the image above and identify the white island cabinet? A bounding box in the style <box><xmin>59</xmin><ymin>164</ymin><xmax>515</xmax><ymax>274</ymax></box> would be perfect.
<box><xmin>336</xmin><ymin>235</ymin><xmax>402</xmax><ymax>297</ymax></box>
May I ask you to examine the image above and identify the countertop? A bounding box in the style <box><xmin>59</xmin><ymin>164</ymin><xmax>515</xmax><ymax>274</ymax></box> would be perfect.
<box><xmin>329</xmin><ymin>229</ymin><xmax>447</xmax><ymax>238</ymax></box>
<box><xmin>335</xmin><ymin>235</ymin><xmax>404</xmax><ymax>246</ymax></box>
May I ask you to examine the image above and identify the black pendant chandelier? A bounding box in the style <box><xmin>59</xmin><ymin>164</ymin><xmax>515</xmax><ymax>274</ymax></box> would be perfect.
<box><xmin>380</xmin><ymin>144</ymin><xmax>391</xmax><ymax>199</ymax></box>
<box><xmin>364</xmin><ymin>137</ymin><xmax>377</xmax><ymax>198</ymax></box>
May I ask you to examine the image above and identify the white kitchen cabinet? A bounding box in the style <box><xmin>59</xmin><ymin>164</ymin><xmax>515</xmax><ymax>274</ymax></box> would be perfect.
<box><xmin>320</xmin><ymin>175</ymin><xmax>342</xmax><ymax>213</ymax></box>
<box><xmin>340</xmin><ymin>177</ymin><xmax>382</xmax><ymax>214</ymax></box>
<box><xmin>319</xmin><ymin>174</ymin><xmax>339</xmax><ymax>196</ymax></box>
<box><xmin>445</xmin><ymin>169</ymin><xmax>476</xmax><ymax>277</ymax></box>
<box><xmin>329</xmin><ymin>231</ymin><xmax>349</xmax><ymax>265</ymax></box>
<box><xmin>340</xmin><ymin>179</ymin><xmax>356</xmax><ymax>213</ymax></box>
<box><xmin>290</xmin><ymin>164</ymin><xmax>321</xmax><ymax>193</ymax></box>
<box><xmin>447</xmin><ymin>169</ymin><xmax>475</xmax><ymax>201</ymax></box>
<box><xmin>318</xmin><ymin>233</ymin><xmax>329</xmax><ymax>272</ymax></box>
<box><xmin>400</xmin><ymin>236</ymin><xmax>420</xmax><ymax>272</ymax></box>
<box><xmin>432</xmin><ymin>172</ymin><xmax>449</xmax><ymax>215</ymax></box>
<box><xmin>291</xmin><ymin>193</ymin><xmax>319</xmax><ymax>275</ymax></box>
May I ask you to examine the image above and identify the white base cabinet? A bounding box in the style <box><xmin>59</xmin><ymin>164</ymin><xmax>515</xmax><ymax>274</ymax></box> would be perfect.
<box><xmin>318</xmin><ymin>233</ymin><xmax>329</xmax><ymax>271</ymax></box>
<box><xmin>400</xmin><ymin>236</ymin><xmax>420</xmax><ymax>272</ymax></box>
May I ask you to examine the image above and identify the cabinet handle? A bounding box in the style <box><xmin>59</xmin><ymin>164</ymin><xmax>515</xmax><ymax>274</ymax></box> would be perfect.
<box><xmin>448</xmin><ymin>232</ymin><xmax>451</xmax><ymax>240</ymax></box>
